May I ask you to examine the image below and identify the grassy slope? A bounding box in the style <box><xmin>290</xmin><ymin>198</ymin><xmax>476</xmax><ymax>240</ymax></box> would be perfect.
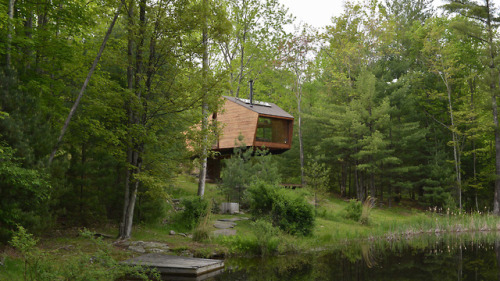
<box><xmin>2</xmin><ymin>174</ymin><xmax>500</xmax><ymax>279</ymax></box>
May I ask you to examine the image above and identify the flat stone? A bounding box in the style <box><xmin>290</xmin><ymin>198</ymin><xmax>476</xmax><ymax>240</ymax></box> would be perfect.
<box><xmin>123</xmin><ymin>241</ymin><xmax>169</xmax><ymax>254</ymax></box>
<box><xmin>128</xmin><ymin>245</ymin><xmax>146</xmax><ymax>253</ymax></box>
<box><xmin>213</xmin><ymin>221</ymin><xmax>236</xmax><ymax>229</ymax></box>
<box><xmin>217</xmin><ymin>217</ymin><xmax>249</xmax><ymax>222</ymax></box>
<box><xmin>213</xmin><ymin>229</ymin><xmax>237</xmax><ymax>237</ymax></box>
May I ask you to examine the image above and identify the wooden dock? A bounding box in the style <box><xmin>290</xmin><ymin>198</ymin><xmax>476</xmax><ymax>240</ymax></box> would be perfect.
<box><xmin>122</xmin><ymin>253</ymin><xmax>224</xmax><ymax>279</ymax></box>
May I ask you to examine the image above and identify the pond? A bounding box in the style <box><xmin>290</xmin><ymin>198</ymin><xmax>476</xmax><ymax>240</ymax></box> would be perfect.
<box><xmin>207</xmin><ymin>232</ymin><xmax>500</xmax><ymax>281</ymax></box>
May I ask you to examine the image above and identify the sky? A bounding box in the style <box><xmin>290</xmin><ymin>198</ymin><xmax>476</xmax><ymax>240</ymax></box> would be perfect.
<box><xmin>278</xmin><ymin>0</ymin><xmax>453</xmax><ymax>31</ymax></box>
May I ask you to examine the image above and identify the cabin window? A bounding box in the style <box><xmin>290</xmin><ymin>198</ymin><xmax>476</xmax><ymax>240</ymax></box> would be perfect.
<box><xmin>255</xmin><ymin>117</ymin><xmax>289</xmax><ymax>144</ymax></box>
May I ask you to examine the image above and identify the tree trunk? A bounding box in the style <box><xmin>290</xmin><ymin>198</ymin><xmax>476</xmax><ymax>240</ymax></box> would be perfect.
<box><xmin>120</xmin><ymin>0</ymin><xmax>147</xmax><ymax>239</ymax></box>
<box><xmin>198</xmin><ymin>106</ymin><xmax>208</xmax><ymax>197</ymax></box>
<box><xmin>123</xmin><ymin>157</ymin><xmax>142</xmax><ymax>238</ymax></box>
<box><xmin>6</xmin><ymin>0</ymin><xmax>15</xmax><ymax>69</ymax></box>
<box><xmin>198</xmin><ymin>0</ymin><xmax>209</xmax><ymax>197</ymax></box>
<box><xmin>80</xmin><ymin>142</ymin><xmax>86</xmax><ymax>217</ymax></box>
<box><xmin>388</xmin><ymin>185</ymin><xmax>392</xmax><ymax>208</ymax></box>
<box><xmin>340</xmin><ymin>161</ymin><xmax>347</xmax><ymax>197</ymax></box>
<box><xmin>298</xmin><ymin>90</ymin><xmax>305</xmax><ymax>186</ymax></box>
<box><xmin>48</xmin><ymin>3</ymin><xmax>122</xmax><ymax>165</ymax></box>
<box><xmin>370</xmin><ymin>172</ymin><xmax>375</xmax><ymax>199</ymax></box>
<box><xmin>122</xmin><ymin>1</ymin><xmax>135</xmax><ymax>236</ymax></box>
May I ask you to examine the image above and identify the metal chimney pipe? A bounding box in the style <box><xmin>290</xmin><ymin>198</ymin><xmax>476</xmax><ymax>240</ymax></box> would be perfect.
<box><xmin>249</xmin><ymin>80</ymin><xmax>254</xmax><ymax>107</ymax></box>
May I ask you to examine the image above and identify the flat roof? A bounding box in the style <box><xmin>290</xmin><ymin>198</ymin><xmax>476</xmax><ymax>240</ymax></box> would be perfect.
<box><xmin>223</xmin><ymin>96</ymin><xmax>294</xmax><ymax>119</ymax></box>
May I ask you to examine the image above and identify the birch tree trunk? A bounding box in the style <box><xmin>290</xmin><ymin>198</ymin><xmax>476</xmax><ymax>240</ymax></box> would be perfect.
<box><xmin>198</xmin><ymin>0</ymin><xmax>209</xmax><ymax>197</ymax></box>
<box><xmin>120</xmin><ymin>0</ymin><xmax>147</xmax><ymax>239</ymax></box>
<box><xmin>297</xmin><ymin>90</ymin><xmax>305</xmax><ymax>186</ymax></box>
<box><xmin>6</xmin><ymin>0</ymin><xmax>15</xmax><ymax>69</ymax></box>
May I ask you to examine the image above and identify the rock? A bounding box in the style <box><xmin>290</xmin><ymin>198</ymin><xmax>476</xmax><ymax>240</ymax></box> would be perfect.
<box><xmin>213</xmin><ymin>221</ymin><xmax>236</xmax><ymax>229</ymax></box>
<box><xmin>169</xmin><ymin>230</ymin><xmax>176</xmax><ymax>235</ymax></box>
<box><xmin>217</xmin><ymin>217</ymin><xmax>249</xmax><ymax>222</ymax></box>
<box><xmin>124</xmin><ymin>241</ymin><xmax>169</xmax><ymax>254</ymax></box>
<box><xmin>128</xmin><ymin>245</ymin><xmax>146</xmax><ymax>253</ymax></box>
<box><xmin>213</xmin><ymin>229</ymin><xmax>237</xmax><ymax>236</ymax></box>
<box><xmin>178</xmin><ymin>233</ymin><xmax>187</xmax><ymax>237</ymax></box>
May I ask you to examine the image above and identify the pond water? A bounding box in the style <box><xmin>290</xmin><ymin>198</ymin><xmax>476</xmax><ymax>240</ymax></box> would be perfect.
<box><xmin>207</xmin><ymin>233</ymin><xmax>500</xmax><ymax>281</ymax></box>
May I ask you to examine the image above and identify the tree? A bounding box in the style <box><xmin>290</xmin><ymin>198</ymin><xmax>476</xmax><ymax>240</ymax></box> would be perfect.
<box><xmin>220</xmin><ymin>136</ymin><xmax>280</xmax><ymax>204</ymax></box>
<box><xmin>305</xmin><ymin>158</ymin><xmax>330</xmax><ymax>208</ymax></box>
<box><xmin>217</xmin><ymin>0</ymin><xmax>292</xmax><ymax>97</ymax></box>
<box><xmin>277</xmin><ymin>24</ymin><xmax>318</xmax><ymax>186</ymax></box>
<box><xmin>197</xmin><ymin>0</ymin><xmax>231</xmax><ymax>197</ymax></box>
<box><xmin>443</xmin><ymin>0</ymin><xmax>500</xmax><ymax>214</ymax></box>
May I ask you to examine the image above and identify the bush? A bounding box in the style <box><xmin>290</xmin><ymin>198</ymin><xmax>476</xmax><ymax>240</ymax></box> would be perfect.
<box><xmin>248</xmin><ymin>183</ymin><xmax>314</xmax><ymax>236</ymax></box>
<box><xmin>344</xmin><ymin>199</ymin><xmax>362</xmax><ymax>221</ymax></box>
<box><xmin>216</xmin><ymin>220</ymin><xmax>280</xmax><ymax>256</ymax></box>
<box><xmin>247</xmin><ymin>182</ymin><xmax>278</xmax><ymax>216</ymax></box>
<box><xmin>360</xmin><ymin>197</ymin><xmax>375</xmax><ymax>225</ymax></box>
<box><xmin>192</xmin><ymin>202</ymin><xmax>212</xmax><ymax>242</ymax></box>
<box><xmin>271</xmin><ymin>189</ymin><xmax>315</xmax><ymax>236</ymax></box>
<box><xmin>180</xmin><ymin>197</ymin><xmax>209</xmax><ymax>230</ymax></box>
<box><xmin>252</xmin><ymin>219</ymin><xmax>279</xmax><ymax>255</ymax></box>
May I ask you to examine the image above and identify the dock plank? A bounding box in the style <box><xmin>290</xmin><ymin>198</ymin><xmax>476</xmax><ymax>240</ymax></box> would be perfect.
<box><xmin>122</xmin><ymin>254</ymin><xmax>224</xmax><ymax>276</ymax></box>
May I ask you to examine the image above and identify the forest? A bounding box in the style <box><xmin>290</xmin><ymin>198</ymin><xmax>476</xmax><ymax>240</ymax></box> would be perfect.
<box><xmin>1</xmin><ymin>0</ymin><xmax>500</xmax><ymax>243</ymax></box>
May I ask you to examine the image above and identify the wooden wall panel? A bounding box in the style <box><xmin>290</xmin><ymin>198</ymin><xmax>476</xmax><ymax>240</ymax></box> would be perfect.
<box><xmin>217</xmin><ymin>100</ymin><xmax>259</xmax><ymax>149</ymax></box>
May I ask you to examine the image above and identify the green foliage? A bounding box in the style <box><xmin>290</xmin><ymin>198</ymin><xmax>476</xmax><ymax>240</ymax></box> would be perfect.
<box><xmin>247</xmin><ymin>183</ymin><xmax>314</xmax><ymax>236</ymax></box>
<box><xmin>305</xmin><ymin>158</ymin><xmax>330</xmax><ymax>207</ymax></box>
<box><xmin>422</xmin><ymin>157</ymin><xmax>455</xmax><ymax>208</ymax></box>
<box><xmin>252</xmin><ymin>219</ymin><xmax>280</xmax><ymax>255</ymax></box>
<box><xmin>136</xmin><ymin>195</ymin><xmax>169</xmax><ymax>225</ymax></box>
<box><xmin>247</xmin><ymin>181</ymin><xmax>278</xmax><ymax>216</ymax></box>
<box><xmin>220</xmin><ymin>137</ymin><xmax>254</xmax><ymax>203</ymax></box>
<box><xmin>9</xmin><ymin>226</ymin><xmax>55</xmax><ymax>281</ymax></box>
<box><xmin>220</xmin><ymin>136</ymin><xmax>280</xmax><ymax>204</ymax></box>
<box><xmin>217</xmin><ymin>219</ymin><xmax>280</xmax><ymax>256</ymax></box>
<box><xmin>271</xmin><ymin>189</ymin><xmax>315</xmax><ymax>236</ymax></box>
<box><xmin>360</xmin><ymin>197</ymin><xmax>375</xmax><ymax>225</ymax></box>
<box><xmin>181</xmin><ymin>196</ymin><xmax>209</xmax><ymax>230</ymax></box>
<box><xmin>0</xmin><ymin>145</ymin><xmax>52</xmax><ymax>241</ymax></box>
<box><xmin>192</xmin><ymin>202</ymin><xmax>213</xmax><ymax>242</ymax></box>
<box><xmin>217</xmin><ymin>234</ymin><xmax>261</xmax><ymax>255</ymax></box>
<box><xmin>344</xmin><ymin>200</ymin><xmax>362</xmax><ymax>222</ymax></box>
<box><xmin>8</xmin><ymin>227</ymin><xmax>160</xmax><ymax>280</ymax></box>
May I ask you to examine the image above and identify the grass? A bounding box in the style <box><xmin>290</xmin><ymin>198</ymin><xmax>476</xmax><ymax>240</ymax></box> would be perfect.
<box><xmin>3</xmin><ymin>174</ymin><xmax>500</xmax><ymax>279</ymax></box>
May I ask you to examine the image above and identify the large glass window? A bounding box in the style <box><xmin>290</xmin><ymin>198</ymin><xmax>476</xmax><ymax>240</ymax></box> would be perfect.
<box><xmin>255</xmin><ymin>117</ymin><xmax>289</xmax><ymax>144</ymax></box>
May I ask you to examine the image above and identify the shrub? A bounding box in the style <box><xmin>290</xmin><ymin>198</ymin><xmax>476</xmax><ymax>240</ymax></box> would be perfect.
<box><xmin>248</xmin><ymin>183</ymin><xmax>314</xmax><ymax>236</ymax></box>
<box><xmin>344</xmin><ymin>199</ymin><xmax>362</xmax><ymax>221</ymax></box>
<box><xmin>247</xmin><ymin>182</ymin><xmax>278</xmax><ymax>216</ymax></box>
<box><xmin>252</xmin><ymin>219</ymin><xmax>279</xmax><ymax>255</ymax></box>
<box><xmin>192</xmin><ymin>202</ymin><xmax>212</xmax><ymax>242</ymax></box>
<box><xmin>271</xmin><ymin>189</ymin><xmax>315</xmax><ymax>236</ymax></box>
<box><xmin>360</xmin><ymin>197</ymin><xmax>375</xmax><ymax>225</ymax></box>
<box><xmin>181</xmin><ymin>197</ymin><xmax>209</xmax><ymax>230</ymax></box>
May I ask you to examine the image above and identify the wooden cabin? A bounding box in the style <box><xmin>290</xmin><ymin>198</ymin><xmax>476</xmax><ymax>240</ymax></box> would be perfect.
<box><xmin>213</xmin><ymin>96</ymin><xmax>294</xmax><ymax>153</ymax></box>
<box><xmin>207</xmin><ymin>96</ymin><xmax>294</xmax><ymax>180</ymax></box>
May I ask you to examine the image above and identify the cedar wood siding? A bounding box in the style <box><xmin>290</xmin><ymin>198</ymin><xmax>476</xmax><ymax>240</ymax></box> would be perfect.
<box><xmin>217</xmin><ymin>98</ymin><xmax>259</xmax><ymax>149</ymax></box>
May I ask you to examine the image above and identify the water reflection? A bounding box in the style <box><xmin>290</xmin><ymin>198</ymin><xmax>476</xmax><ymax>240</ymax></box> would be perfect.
<box><xmin>211</xmin><ymin>232</ymin><xmax>500</xmax><ymax>281</ymax></box>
